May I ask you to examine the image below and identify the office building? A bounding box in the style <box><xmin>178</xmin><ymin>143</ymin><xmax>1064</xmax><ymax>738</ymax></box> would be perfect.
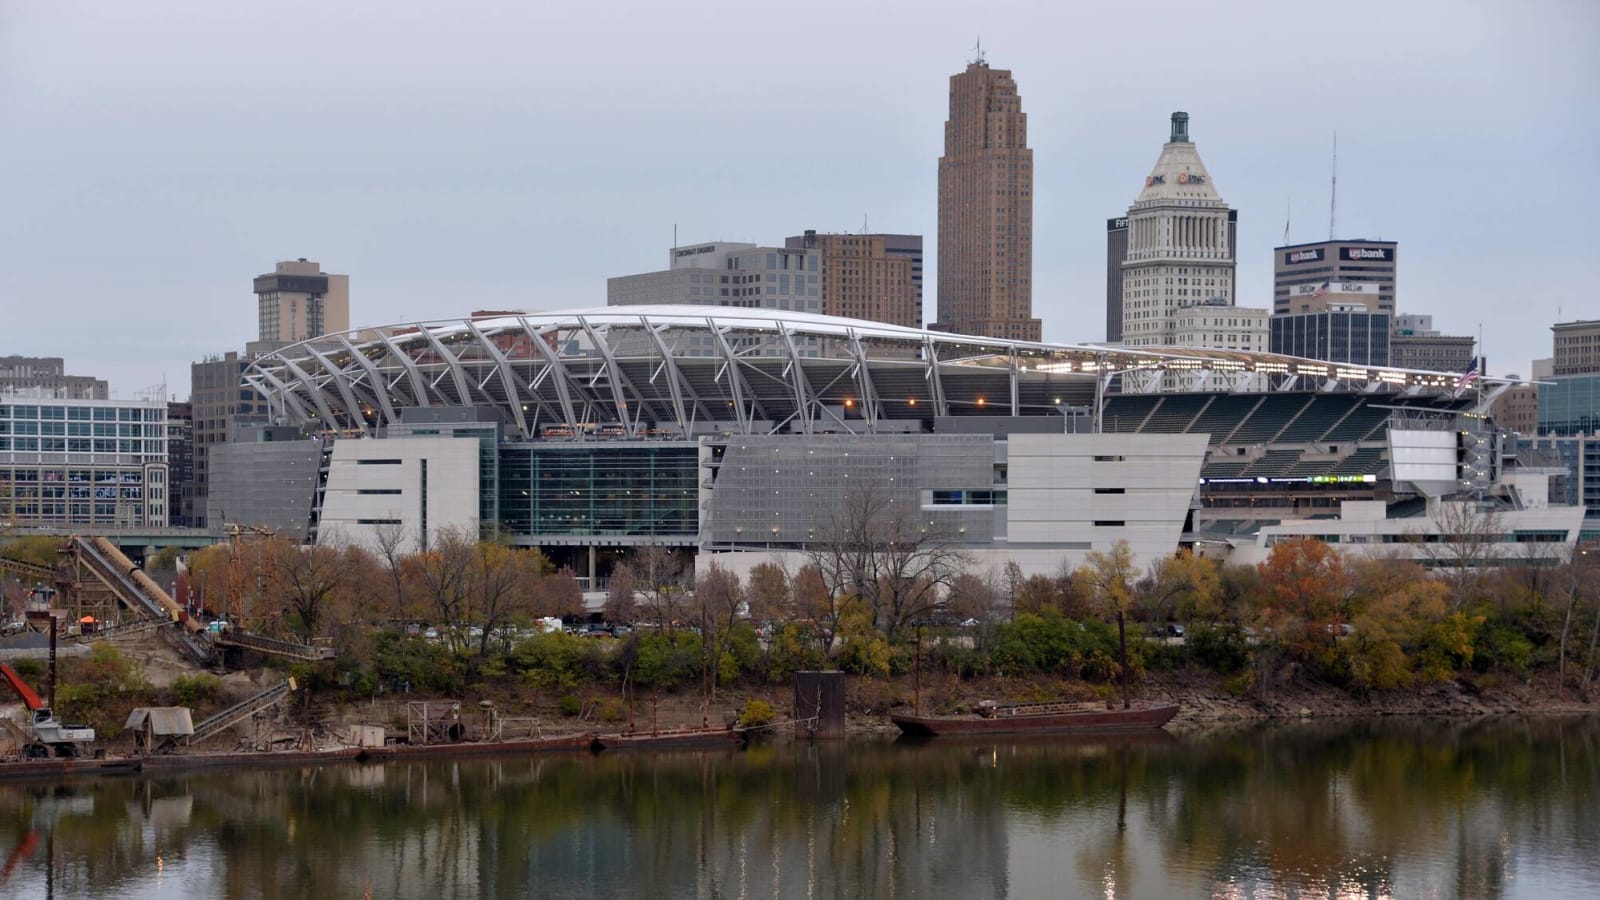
<box><xmin>0</xmin><ymin>396</ymin><xmax>169</xmax><ymax>528</ymax></box>
<box><xmin>1269</xmin><ymin>283</ymin><xmax>1390</xmax><ymax>365</ymax></box>
<box><xmin>1535</xmin><ymin>321</ymin><xmax>1600</xmax><ymax>437</ymax></box>
<box><xmin>1553</xmin><ymin>320</ymin><xmax>1600</xmax><ymax>376</ymax></box>
<box><xmin>1105</xmin><ymin>217</ymin><xmax>1129</xmax><ymax>343</ymax></box>
<box><xmin>187</xmin><ymin>350</ymin><xmax>267</xmax><ymax>527</ymax></box>
<box><xmin>165</xmin><ymin>401</ymin><xmax>196</xmax><ymax>527</ymax></box>
<box><xmin>1273</xmin><ymin>239</ymin><xmax>1396</xmax><ymax>316</ymax></box>
<box><xmin>1118</xmin><ymin>112</ymin><xmax>1239</xmax><ymax>347</ymax></box>
<box><xmin>1109</xmin><ymin>210</ymin><xmax>1238</xmax><ymax>344</ymax></box>
<box><xmin>936</xmin><ymin>59</ymin><xmax>1038</xmax><ymax>341</ymax></box>
<box><xmin>784</xmin><ymin>231</ymin><xmax>920</xmax><ymax>328</ymax></box>
<box><xmin>1491</xmin><ymin>384</ymin><xmax>1539</xmax><ymax>436</ymax></box>
<box><xmin>608</xmin><ymin>242</ymin><xmax>820</xmax><ymax>319</ymax></box>
<box><xmin>253</xmin><ymin>258</ymin><xmax>349</xmax><ymax>351</ymax></box>
<box><xmin>1518</xmin><ymin>434</ymin><xmax>1600</xmax><ymax>535</ymax></box>
<box><xmin>1388</xmin><ymin>313</ymin><xmax>1475</xmax><ymax>372</ymax></box>
<box><xmin>1173</xmin><ymin>300</ymin><xmax>1268</xmax><ymax>352</ymax></box>
<box><xmin>0</xmin><ymin>356</ymin><xmax>108</xmax><ymax>400</ymax></box>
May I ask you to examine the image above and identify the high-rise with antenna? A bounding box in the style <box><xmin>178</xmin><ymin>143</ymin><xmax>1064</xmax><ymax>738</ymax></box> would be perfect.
<box><xmin>1329</xmin><ymin>131</ymin><xmax>1338</xmax><ymax>241</ymax></box>
<box><xmin>937</xmin><ymin>55</ymin><xmax>1037</xmax><ymax>340</ymax></box>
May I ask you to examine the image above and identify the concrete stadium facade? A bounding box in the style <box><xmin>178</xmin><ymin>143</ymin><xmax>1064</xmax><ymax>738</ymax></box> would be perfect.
<box><xmin>234</xmin><ymin>306</ymin><xmax>1518</xmax><ymax>582</ymax></box>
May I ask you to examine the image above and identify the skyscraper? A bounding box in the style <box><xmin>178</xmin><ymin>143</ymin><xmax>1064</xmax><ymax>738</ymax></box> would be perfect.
<box><xmin>252</xmin><ymin>258</ymin><xmax>349</xmax><ymax>351</ymax></box>
<box><xmin>1119</xmin><ymin>112</ymin><xmax>1239</xmax><ymax>347</ymax></box>
<box><xmin>1272</xmin><ymin>239</ymin><xmax>1396</xmax><ymax>315</ymax></box>
<box><xmin>936</xmin><ymin>59</ymin><xmax>1038</xmax><ymax>341</ymax></box>
<box><xmin>786</xmin><ymin>231</ymin><xmax>921</xmax><ymax>327</ymax></box>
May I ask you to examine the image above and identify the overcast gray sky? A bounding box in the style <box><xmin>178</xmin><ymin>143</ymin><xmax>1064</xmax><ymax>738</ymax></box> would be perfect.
<box><xmin>2</xmin><ymin>0</ymin><xmax>1595</xmax><ymax>397</ymax></box>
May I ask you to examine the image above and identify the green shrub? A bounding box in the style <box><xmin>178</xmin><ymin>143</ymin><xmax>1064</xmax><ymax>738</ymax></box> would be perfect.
<box><xmin>558</xmin><ymin>694</ymin><xmax>583</xmax><ymax>717</ymax></box>
<box><xmin>170</xmin><ymin>673</ymin><xmax>222</xmax><ymax>708</ymax></box>
<box><xmin>1472</xmin><ymin>623</ymin><xmax>1535</xmax><ymax>675</ymax></box>
<box><xmin>1188</xmin><ymin>624</ymin><xmax>1250</xmax><ymax>675</ymax></box>
<box><xmin>737</xmin><ymin>699</ymin><xmax>776</xmax><ymax>730</ymax></box>
<box><xmin>629</xmin><ymin>631</ymin><xmax>703</xmax><ymax>690</ymax></box>
<box><xmin>9</xmin><ymin>658</ymin><xmax>44</xmax><ymax>682</ymax></box>
<box><xmin>991</xmin><ymin>610</ymin><xmax>1120</xmax><ymax>679</ymax></box>
<box><xmin>370</xmin><ymin>630</ymin><xmax>463</xmax><ymax>694</ymax></box>
<box><xmin>512</xmin><ymin>631</ymin><xmax>590</xmax><ymax>690</ymax></box>
<box><xmin>763</xmin><ymin>623</ymin><xmax>826</xmax><ymax>683</ymax></box>
<box><xmin>599</xmin><ymin>698</ymin><xmax>627</xmax><ymax>722</ymax></box>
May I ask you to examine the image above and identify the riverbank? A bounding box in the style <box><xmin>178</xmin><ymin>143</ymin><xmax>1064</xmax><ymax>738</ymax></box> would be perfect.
<box><xmin>305</xmin><ymin>667</ymin><xmax>1600</xmax><ymax>742</ymax></box>
<box><xmin>7</xmin><ymin>667</ymin><xmax>1595</xmax><ymax>783</ymax></box>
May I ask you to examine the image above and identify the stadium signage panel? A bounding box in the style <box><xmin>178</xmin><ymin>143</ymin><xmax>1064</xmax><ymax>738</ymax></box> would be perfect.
<box><xmin>1284</xmin><ymin>248</ymin><xmax>1324</xmax><ymax>264</ymax></box>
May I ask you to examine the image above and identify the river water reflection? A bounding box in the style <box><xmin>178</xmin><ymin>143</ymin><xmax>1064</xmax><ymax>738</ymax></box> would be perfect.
<box><xmin>1</xmin><ymin>717</ymin><xmax>1597</xmax><ymax>899</ymax></box>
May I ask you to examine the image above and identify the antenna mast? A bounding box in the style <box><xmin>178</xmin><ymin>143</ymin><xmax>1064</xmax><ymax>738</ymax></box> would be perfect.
<box><xmin>972</xmin><ymin>36</ymin><xmax>984</xmax><ymax>65</ymax></box>
<box><xmin>1328</xmin><ymin>131</ymin><xmax>1338</xmax><ymax>241</ymax></box>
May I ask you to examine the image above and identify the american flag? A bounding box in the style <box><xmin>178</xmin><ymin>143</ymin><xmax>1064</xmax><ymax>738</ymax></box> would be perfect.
<box><xmin>1310</xmin><ymin>282</ymin><xmax>1329</xmax><ymax>298</ymax></box>
<box><xmin>1455</xmin><ymin>357</ymin><xmax>1481</xmax><ymax>391</ymax></box>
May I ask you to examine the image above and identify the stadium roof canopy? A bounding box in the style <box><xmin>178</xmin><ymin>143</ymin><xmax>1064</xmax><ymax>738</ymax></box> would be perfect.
<box><xmin>245</xmin><ymin>305</ymin><xmax>1487</xmax><ymax>439</ymax></box>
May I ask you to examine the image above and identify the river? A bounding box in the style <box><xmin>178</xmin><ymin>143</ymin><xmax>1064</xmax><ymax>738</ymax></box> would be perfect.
<box><xmin>1</xmin><ymin>717</ymin><xmax>1596</xmax><ymax>899</ymax></box>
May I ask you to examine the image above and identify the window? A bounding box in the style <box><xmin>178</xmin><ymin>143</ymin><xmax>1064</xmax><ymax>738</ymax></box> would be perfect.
<box><xmin>1093</xmin><ymin>487</ymin><xmax>1126</xmax><ymax>494</ymax></box>
<box><xmin>1093</xmin><ymin>520</ymin><xmax>1126</xmax><ymax>527</ymax></box>
<box><xmin>1093</xmin><ymin>455</ymin><xmax>1125</xmax><ymax>462</ymax></box>
<box><xmin>356</xmin><ymin>458</ymin><xmax>402</xmax><ymax>465</ymax></box>
<box><xmin>357</xmin><ymin>488</ymin><xmax>403</xmax><ymax>495</ymax></box>
<box><xmin>356</xmin><ymin>518</ymin><xmax>403</xmax><ymax>525</ymax></box>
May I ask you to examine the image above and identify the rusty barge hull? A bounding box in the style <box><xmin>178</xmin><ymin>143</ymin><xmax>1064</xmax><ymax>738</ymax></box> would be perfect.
<box><xmin>890</xmin><ymin>704</ymin><xmax>1179</xmax><ymax>737</ymax></box>
<box><xmin>591</xmin><ymin>729</ymin><xmax>745</xmax><ymax>752</ymax></box>
<box><xmin>0</xmin><ymin>758</ymin><xmax>142</xmax><ymax>782</ymax></box>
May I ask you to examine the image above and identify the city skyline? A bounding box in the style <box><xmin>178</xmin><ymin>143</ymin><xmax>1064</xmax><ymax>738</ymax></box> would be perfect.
<box><xmin>1</xmin><ymin>0</ymin><xmax>1595</xmax><ymax>394</ymax></box>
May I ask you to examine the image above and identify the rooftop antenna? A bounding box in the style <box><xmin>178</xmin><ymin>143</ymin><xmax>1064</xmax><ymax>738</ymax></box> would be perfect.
<box><xmin>1283</xmin><ymin>197</ymin><xmax>1291</xmax><ymax>246</ymax></box>
<box><xmin>972</xmin><ymin>36</ymin><xmax>985</xmax><ymax>65</ymax></box>
<box><xmin>1328</xmin><ymin>130</ymin><xmax>1338</xmax><ymax>241</ymax></box>
<box><xmin>862</xmin><ymin>212</ymin><xmax>870</xmax><ymax>233</ymax></box>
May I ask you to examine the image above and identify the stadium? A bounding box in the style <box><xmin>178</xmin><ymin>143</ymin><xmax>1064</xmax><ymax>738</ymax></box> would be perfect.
<box><xmin>220</xmin><ymin>306</ymin><xmax>1579</xmax><ymax>584</ymax></box>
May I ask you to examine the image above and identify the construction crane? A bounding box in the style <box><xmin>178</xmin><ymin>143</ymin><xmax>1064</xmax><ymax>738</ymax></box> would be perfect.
<box><xmin>0</xmin><ymin>663</ymin><xmax>95</xmax><ymax>759</ymax></box>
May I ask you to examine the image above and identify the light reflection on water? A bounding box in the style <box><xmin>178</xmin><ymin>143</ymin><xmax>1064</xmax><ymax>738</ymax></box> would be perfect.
<box><xmin>1</xmin><ymin>717</ymin><xmax>1597</xmax><ymax>899</ymax></box>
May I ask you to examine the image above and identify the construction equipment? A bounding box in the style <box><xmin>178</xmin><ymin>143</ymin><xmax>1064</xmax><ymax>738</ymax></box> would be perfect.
<box><xmin>66</xmin><ymin>535</ymin><xmax>215</xmax><ymax>664</ymax></box>
<box><xmin>0</xmin><ymin>663</ymin><xmax>95</xmax><ymax>758</ymax></box>
<box><xmin>189</xmin><ymin>679</ymin><xmax>293</xmax><ymax>745</ymax></box>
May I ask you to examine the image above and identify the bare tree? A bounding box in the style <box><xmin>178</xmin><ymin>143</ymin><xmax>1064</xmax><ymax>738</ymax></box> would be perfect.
<box><xmin>629</xmin><ymin>543</ymin><xmax>690</xmax><ymax>632</ymax></box>
<box><xmin>802</xmin><ymin>483</ymin><xmax>969</xmax><ymax>637</ymax></box>
<box><xmin>604</xmin><ymin>565</ymin><xmax>640</xmax><ymax>625</ymax></box>
<box><xmin>468</xmin><ymin>539</ymin><xmax>543</xmax><ymax>658</ymax></box>
<box><xmin>400</xmin><ymin>526</ymin><xmax>476</xmax><ymax>654</ymax></box>
<box><xmin>744</xmin><ymin>560</ymin><xmax>792</xmax><ymax>623</ymax></box>
<box><xmin>945</xmin><ymin>571</ymin><xmax>1001</xmax><ymax>624</ymax></box>
<box><xmin>690</xmin><ymin>562</ymin><xmax>744</xmax><ymax>703</ymax></box>
<box><xmin>1416</xmin><ymin>500</ymin><xmax>1502</xmax><ymax>610</ymax></box>
<box><xmin>536</xmin><ymin>567</ymin><xmax>585</xmax><ymax>620</ymax></box>
<box><xmin>369</xmin><ymin>521</ymin><xmax>415</xmax><ymax>622</ymax></box>
<box><xmin>263</xmin><ymin>539</ymin><xmax>361</xmax><ymax>640</ymax></box>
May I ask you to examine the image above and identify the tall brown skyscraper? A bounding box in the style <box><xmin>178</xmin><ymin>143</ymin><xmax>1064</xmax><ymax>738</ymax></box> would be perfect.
<box><xmin>936</xmin><ymin>60</ymin><xmax>1037</xmax><ymax>341</ymax></box>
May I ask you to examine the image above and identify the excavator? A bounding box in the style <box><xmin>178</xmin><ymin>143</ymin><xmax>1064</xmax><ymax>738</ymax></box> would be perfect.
<box><xmin>0</xmin><ymin>663</ymin><xmax>95</xmax><ymax>758</ymax></box>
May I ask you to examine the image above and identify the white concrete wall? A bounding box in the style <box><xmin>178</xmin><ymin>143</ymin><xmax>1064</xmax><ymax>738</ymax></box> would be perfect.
<box><xmin>318</xmin><ymin>437</ymin><xmax>480</xmax><ymax>554</ymax></box>
<box><xmin>1004</xmin><ymin>432</ymin><xmax>1208</xmax><ymax>574</ymax></box>
<box><xmin>1229</xmin><ymin>502</ymin><xmax>1585</xmax><ymax>568</ymax></box>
